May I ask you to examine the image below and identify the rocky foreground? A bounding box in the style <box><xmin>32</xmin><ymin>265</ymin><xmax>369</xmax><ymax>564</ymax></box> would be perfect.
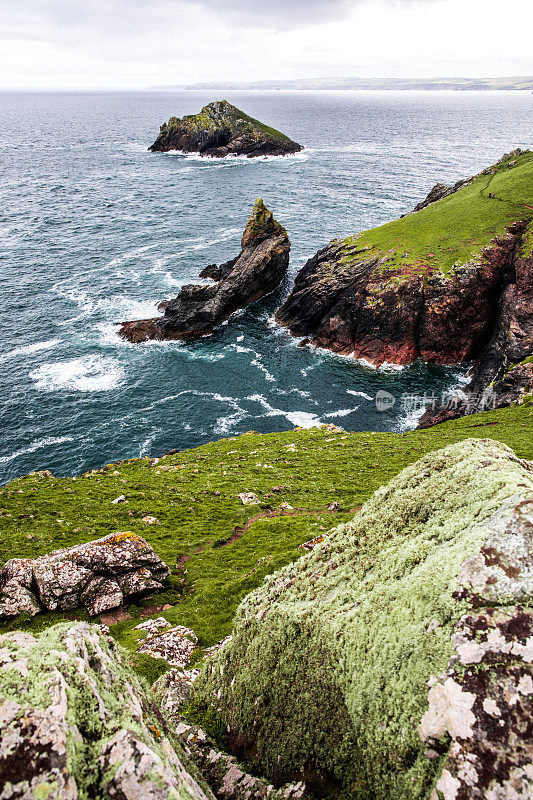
<box><xmin>1</xmin><ymin>437</ymin><xmax>532</xmax><ymax>800</ymax></box>
<box><xmin>149</xmin><ymin>100</ymin><xmax>303</xmax><ymax>158</ymax></box>
<box><xmin>194</xmin><ymin>438</ymin><xmax>533</xmax><ymax>800</ymax></box>
<box><xmin>276</xmin><ymin>150</ymin><xmax>533</xmax><ymax>421</ymax></box>
<box><xmin>119</xmin><ymin>199</ymin><xmax>290</xmax><ymax>343</ymax></box>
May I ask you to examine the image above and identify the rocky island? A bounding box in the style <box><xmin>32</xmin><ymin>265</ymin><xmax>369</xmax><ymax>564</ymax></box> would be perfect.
<box><xmin>276</xmin><ymin>149</ymin><xmax>533</xmax><ymax>420</ymax></box>
<box><xmin>149</xmin><ymin>100</ymin><xmax>303</xmax><ymax>158</ymax></box>
<box><xmin>119</xmin><ymin>199</ymin><xmax>290</xmax><ymax>343</ymax></box>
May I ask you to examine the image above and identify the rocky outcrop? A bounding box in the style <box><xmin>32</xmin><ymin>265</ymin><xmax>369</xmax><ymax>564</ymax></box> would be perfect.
<box><xmin>193</xmin><ymin>439</ymin><xmax>533</xmax><ymax>800</ymax></box>
<box><xmin>418</xmin><ymin>226</ymin><xmax>533</xmax><ymax>426</ymax></box>
<box><xmin>0</xmin><ymin>531</ymin><xmax>170</xmax><ymax>619</ymax></box>
<box><xmin>0</xmin><ymin>622</ymin><xmax>213</xmax><ymax>800</ymax></box>
<box><xmin>149</xmin><ymin>101</ymin><xmax>302</xmax><ymax>158</ymax></box>
<box><xmin>276</xmin><ymin>152</ymin><xmax>533</xmax><ymax>421</ymax></box>
<box><xmin>119</xmin><ymin>200</ymin><xmax>290</xmax><ymax>343</ymax></box>
<box><xmin>275</xmin><ymin>224</ymin><xmax>526</xmax><ymax>367</ymax></box>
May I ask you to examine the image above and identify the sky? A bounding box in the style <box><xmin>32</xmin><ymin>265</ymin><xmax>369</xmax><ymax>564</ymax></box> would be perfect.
<box><xmin>1</xmin><ymin>0</ymin><xmax>532</xmax><ymax>89</ymax></box>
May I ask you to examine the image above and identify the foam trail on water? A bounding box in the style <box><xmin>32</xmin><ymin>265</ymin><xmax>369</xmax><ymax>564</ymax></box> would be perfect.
<box><xmin>30</xmin><ymin>355</ymin><xmax>126</xmax><ymax>393</ymax></box>
<box><xmin>0</xmin><ymin>435</ymin><xmax>74</xmax><ymax>465</ymax></box>
<box><xmin>247</xmin><ymin>394</ymin><xmax>322</xmax><ymax>429</ymax></box>
<box><xmin>347</xmin><ymin>390</ymin><xmax>373</xmax><ymax>401</ymax></box>
<box><xmin>323</xmin><ymin>407</ymin><xmax>359</xmax><ymax>418</ymax></box>
<box><xmin>0</xmin><ymin>339</ymin><xmax>62</xmax><ymax>362</ymax></box>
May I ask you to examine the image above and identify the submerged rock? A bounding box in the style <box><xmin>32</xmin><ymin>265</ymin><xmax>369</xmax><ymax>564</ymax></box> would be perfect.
<box><xmin>0</xmin><ymin>531</ymin><xmax>170</xmax><ymax>619</ymax></box>
<box><xmin>0</xmin><ymin>622</ymin><xmax>213</xmax><ymax>800</ymax></box>
<box><xmin>119</xmin><ymin>199</ymin><xmax>290</xmax><ymax>343</ymax></box>
<box><xmin>149</xmin><ymin>100</ymin><xmax>302</xmax><ymax>158</ymax></box>
<box><xmin>193</xmin><ymin>439</ymin><xmax>533</xmax><ymax>799</ymax></box>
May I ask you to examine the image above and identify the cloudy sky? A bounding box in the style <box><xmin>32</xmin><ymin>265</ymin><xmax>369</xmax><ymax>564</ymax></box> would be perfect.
<box><xmin>1</xmin><ymin>0</ymin><xmax>532</xmax><ymax>89</ymax></box>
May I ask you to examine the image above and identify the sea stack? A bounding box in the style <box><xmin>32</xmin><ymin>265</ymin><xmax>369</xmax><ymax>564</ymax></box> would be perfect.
<box><xmin>149</xmin><ymin>100</ymin><xmax>303</xmax><ymax>158</ymax></box>
<box><xmin>119</xmin><ymin>199</ymin><xmax>290</xmax><ymax>343</ymax></box>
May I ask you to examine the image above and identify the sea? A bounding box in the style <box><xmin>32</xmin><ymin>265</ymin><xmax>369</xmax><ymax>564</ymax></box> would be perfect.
<box><xmin>1</xmin><ymin>89</ymin><xmax>531</xmax><ymax>483</ymax></box>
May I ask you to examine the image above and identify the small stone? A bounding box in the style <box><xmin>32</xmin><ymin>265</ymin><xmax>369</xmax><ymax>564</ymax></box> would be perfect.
<box><xmin>238</xmin><ymin>492</ymin><xmax>260</xmax><ymax>505</ymax></box>
<box><xmin>111</xmin><ymin>495</ymin><xmax>126</xmax><ymax>504</ymax></box>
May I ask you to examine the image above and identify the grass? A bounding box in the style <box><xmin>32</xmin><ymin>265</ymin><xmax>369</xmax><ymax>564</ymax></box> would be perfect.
<box><xmin>337</xmin><ymin>149</ymin><xmax>533</xmax><ymax>275</ymax></box>
<box><xmin>166</xmin><ymin>100</ymin><xmax>294</xmax><ymax>144</ymax></box>
<box><xmin>1</xmin><ymin>400</ymin><xmax>532</xmax><ymax>679</ymax></box>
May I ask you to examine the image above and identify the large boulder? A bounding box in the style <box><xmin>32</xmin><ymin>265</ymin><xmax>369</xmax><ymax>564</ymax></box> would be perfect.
<box><xmin>149</xmin><ymin>101</ymin><xmax>302</xmax><ymax>158</ymax></box>
<box><xmin>119</xmin><ymin>200</ymin><xmax>290</xmax><ymax>343</ymax></box>
<box><xmin>194</xmin><ymin>439</ymin><xmax>533</xmax><ymax>799</ymax></box>
<box><xmin>0</xmin><ymin>622</ymin><xmax>213</xmax><ymax>800</ymax></box>
<box><xmin>0</xmin><ymin>531</ymin><xmax>170</xmax><ymax>619</ymax></box>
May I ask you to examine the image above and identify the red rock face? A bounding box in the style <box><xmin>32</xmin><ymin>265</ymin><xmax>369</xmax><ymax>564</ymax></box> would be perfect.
<box><xmin>276</xmin><ymin>223</ymin><xmax>529</xmax><ymax>370</ymax></box>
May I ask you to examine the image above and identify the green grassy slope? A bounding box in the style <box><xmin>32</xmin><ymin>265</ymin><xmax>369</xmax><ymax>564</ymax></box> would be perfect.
<box><xmin>338</xmin><ymin>149</ymin><xmax>533</xmax><ymax>274</ymax></box>
<box><xmin>1</xmin><ymin>402</ymin><xmax>532</xmax><ymax>681</ymax></box>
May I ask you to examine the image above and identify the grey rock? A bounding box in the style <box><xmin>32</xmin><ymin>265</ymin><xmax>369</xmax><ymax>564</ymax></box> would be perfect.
<box><xmin>0</xmin><ymin>623</ymin><xmax>213</xmax><ymax>800</ymax></box>
<box><xmin>193</xmin><ymin>439</ymin><xmax>533</xmax><ymax>799</ymax></box>
<box><xmin>0</xmin><ymin>531</ymin><xmax>170</xmax><ymax>619</ymax></box>
<box><xmin>119</xmin><ymin>200</ymin><xmax>290</xmax><ymax>343</ymax></box>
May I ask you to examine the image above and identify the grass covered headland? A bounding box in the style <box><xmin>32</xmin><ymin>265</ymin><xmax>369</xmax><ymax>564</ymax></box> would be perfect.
<box><xmin>338</xmin><ymin>149</ymin><xmax>533</xmax><ymax>275</ymax></box>
<box><xmin>1</xmin><ymin>402</ymin><xmax>531</xmax><ymax>677</ymax></box>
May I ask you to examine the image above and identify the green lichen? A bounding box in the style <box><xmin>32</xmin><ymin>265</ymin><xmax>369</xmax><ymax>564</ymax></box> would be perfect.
<box><xmin>0</xmin><ymin>624</ymin><xmax>210</xmax><ymax>800</ymax></box>
<box><xmin>194</xmin><ymin>439</ymin><xmax>533</xmax><ymax>799</ymax></box>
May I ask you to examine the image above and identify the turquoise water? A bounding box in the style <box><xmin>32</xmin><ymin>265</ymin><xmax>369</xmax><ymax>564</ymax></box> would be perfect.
<box><xmin>1</xmin><ymin>89</ymin><xmax>531</xmax><ymax>483</ymax></box>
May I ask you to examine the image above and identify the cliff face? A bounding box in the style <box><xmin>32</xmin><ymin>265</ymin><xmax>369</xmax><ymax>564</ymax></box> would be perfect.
<box><xmin>276</xmin><ymin>225</ymin><xmax>524</xmax><ymax>367</ymax></box>
<box><xmin>277</xmin><ymin>150</ymin><xmax>532</xmax><ymax>370</ymax></box>
<box><xmin>149</xmin><ymin>101</ymin><xmax>302</xmax><ymax>158</ymax></box>
<box><xmin>119</xmin><ymin>199</ymin><xmax>290</xmax><ymax>343</ymax></box>
<box><xmin>194</xmin><ymin>439</ymin><xmax>533</xmax><ymax>800</ymax></box>
<box><xmin>418</xmin><ymin>230</ymin><xmax>533</xmax><ymax>426</ymax></box>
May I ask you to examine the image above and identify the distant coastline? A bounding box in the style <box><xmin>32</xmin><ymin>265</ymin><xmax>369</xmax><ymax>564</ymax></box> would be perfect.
<box><xmin>152</xmin><ymin>76</ymin><xmax>533</xmax><ymax>92</ymax></box>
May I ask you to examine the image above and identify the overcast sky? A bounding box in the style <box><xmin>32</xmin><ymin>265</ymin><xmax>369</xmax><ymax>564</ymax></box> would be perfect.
<box><xmin>1</xmin><ymin>0</ymin><xmax>532</xmax><ymax>89</ymax></box>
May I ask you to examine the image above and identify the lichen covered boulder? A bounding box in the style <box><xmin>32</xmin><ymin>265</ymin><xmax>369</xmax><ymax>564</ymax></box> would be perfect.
<box><xmin>149</xmin><ymin>100</ymin><xmax>302</xmax><ymax>158</ymax></box>
<box><xmin>0</xmin><ymin>531</ymin><xmax>170</xmax><ymax>619</ymax></box>
<box><xmin>194</xmin><ymin>439</ymin><xmax>533</xmax><ymax>799</ymax></box>
<box><xmin>0</xmin><ymin>622</ymin><xmax>213</xmax><ymax>800</ymax></box>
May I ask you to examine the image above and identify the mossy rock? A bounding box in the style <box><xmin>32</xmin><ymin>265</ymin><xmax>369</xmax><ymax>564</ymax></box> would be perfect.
<box><xmin>194</xmin><ymin>438</ymin><xmax>533</xmax><ymax>799</ymax></box>
<box><xmin>0</xmin><ymin>622</ymin><xmax>214</xmax><ymax>800</ymax></box>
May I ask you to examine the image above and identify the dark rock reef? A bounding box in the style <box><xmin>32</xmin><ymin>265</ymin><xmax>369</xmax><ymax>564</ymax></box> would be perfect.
<box><xmin>0</xmin><ymin>531</ymin><xmax>170</xmax><ymax>618</ymax></box>
<box><xmin>119</xmin><ymin>199</ymin><xmax>290</xmax><ymax>343</ymax></box>
<box><xmin>149</xmin><ymin>100</ymin><xmax>303</xmax><ymax>158</ymax></box>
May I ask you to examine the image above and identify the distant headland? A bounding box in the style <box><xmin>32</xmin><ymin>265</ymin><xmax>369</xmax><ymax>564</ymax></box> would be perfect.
<box><xmin>152</xmin><ymin>76</ymin><xmax>533</xmax><ymax>91</ymax></box>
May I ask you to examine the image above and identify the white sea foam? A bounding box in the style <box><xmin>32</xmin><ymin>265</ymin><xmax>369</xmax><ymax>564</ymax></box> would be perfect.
<box><xmin>0</xmin><ymin>435</ymin><xmax>74</xmax><ymax>465</ymax></box>
<box><xmin>225</xmin><ymin>343</ymin><xmax>275</xmax><ymax>382</ymax></box>
<box><xmin>346</xmin><ymin>390</ymin><xmax>373</xmax><ymax>401</ymax></box>
<box><xmin>246</xmin><ymin>394</ymin><xmax>321</xmax><ymax>429</ymax></box>
<box><xmin>30</xmin><ymin>355</ymin><xmax>125</xmax><ymax>393</ymax></box>
<box><xmin>163</xmin><ymin>150</ymin><xmax>308</xmax><ymax>164</ymax></box>
<box><xmin>0</xmin><ymin>339</ymin><xmax>61</xmax><ymax>362</ymax></box>
<box><xmin>323</xmin><ymin>407</ymin><xmax>359</xmax><ymax>418</ymax></box>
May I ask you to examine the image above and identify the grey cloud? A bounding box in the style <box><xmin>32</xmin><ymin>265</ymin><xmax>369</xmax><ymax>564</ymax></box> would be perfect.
<box><xmin>194</xmin><ymin>0</ymin><xmax>435</xmax><ymax>27</ymax></box>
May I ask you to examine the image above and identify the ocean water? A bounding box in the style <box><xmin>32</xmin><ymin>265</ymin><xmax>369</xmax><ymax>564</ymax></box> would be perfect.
<box><xmin>0</xmin><ymin>89</ymin><xmax>531</xmax><ymax>483</ymax></box>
